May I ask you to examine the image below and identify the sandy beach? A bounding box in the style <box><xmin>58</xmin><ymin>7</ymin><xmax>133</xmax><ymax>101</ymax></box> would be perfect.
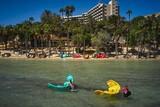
<box><xmin>1</xmin><ymin>52</ymin><xmax>160</xmax><ymax>61</ymax></box>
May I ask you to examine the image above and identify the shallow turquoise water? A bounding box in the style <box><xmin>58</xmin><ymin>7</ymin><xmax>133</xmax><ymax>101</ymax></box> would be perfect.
<box><xmin>0</xmin><ymin>59</ymin><xmax>160</xmax><ymax>107</ymax></box>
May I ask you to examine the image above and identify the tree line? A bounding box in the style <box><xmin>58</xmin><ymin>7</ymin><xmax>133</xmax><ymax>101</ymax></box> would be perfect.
<box><xmin>0</xmin><ymin>6</ymin><xmax>160</xmax><ymax>58</ymax></box>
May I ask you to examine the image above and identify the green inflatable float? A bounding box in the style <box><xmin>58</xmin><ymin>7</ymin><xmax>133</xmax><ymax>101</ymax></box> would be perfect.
<box><xmin>48</xmin><ymin>74</ymin><xmax>77</xmax><ymax>91</ymax></box>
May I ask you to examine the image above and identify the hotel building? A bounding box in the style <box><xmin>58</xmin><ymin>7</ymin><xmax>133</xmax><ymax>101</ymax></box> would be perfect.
<box><xmin>64</xmin><ymin>0</ymin><xmax>119</xmax><ymax>22</ymax></box>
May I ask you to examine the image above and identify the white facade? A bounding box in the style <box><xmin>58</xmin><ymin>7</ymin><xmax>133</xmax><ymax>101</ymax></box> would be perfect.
<box><xmin>63</xmin><ymin>0</ymin><xmax>119</xmax><ymax>22</ymax></box>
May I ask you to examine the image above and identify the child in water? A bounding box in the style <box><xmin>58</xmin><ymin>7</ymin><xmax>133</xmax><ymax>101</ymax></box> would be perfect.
<box><xmin>121</xmin><ymin>85</ymin><xmax>131</xmax><ymax>97</ymax></box>
<box><xmin>66</xmin><ymin>74</ymin><xmax>77</xmax><ymax>91</ymax></box>
<box><xmin>69</xmin><ymin>80</ymin><xmax>76</xmax><ymax>91</ymax></box>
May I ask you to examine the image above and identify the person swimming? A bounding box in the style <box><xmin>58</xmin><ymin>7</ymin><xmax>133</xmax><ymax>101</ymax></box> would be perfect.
<box><xmin>121</xmin><ymin>85</ymin><xmax>131</xmax><ymax>97</ymax></box>
<box><xmin>65</xmin><ymin>74</ymin><xmax>77</xmax><ymax>91</ymax></box>
<box><xmin>69</xmin><ymin>80</ymin><xmax>76</xmax><ymax>91</ymax></box>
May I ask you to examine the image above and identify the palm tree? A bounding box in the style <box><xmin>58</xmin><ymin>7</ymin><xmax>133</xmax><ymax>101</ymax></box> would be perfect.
<box><xmin>0</xmin><ymin>26</ymin><xmax>6</xmax><ymax>50</ymax></box>
<box><xmin>23</xmin><ymin>21</ymin><xmax>29</xmax><ymax>54</ymax></box>
<box><xmin>41</xmin><ymin>10</ymin><xmax>62</xmax><ymax>57</ymax></box>
<box><xmin>131</xmin><ymin>16</ymin><xmax>147</xmax><ymax>58</ymax></box>
<box><xmin>106</xmin><ymin>15</ymin><xmax>126</xmax><ymax>58</ymax></box>
<box><xmin>59</xmin><ymin>8</ymin><xmax>65</xmax><ymax>18</ymax></box>
<box><xmin>31</xmin><ymin>22</ymin><xmax>40</xmax><ymax>51</ymax></box>
<box><xmin>126</xmin><ymin>9</ymin><xmax>132</xmax><ymax>55</ymax></box>
<box><xmin>127</xmin><ymin>10</ymin><xmax>132</xmax><ymax>22</ymax></box>
<box><xmin>19</xmin><ymin>18</ymin><xmax>34</xmax><ymax>55</ymax></box>
<box><xmin>155</xmin><ymin>15</ymin><xmax>160</xmax><ymax>51</ymax></box>
<box><xmin>41</xmin><ymin>10</ymin><xmax>53</xmax><ymax>24</ymax></box>
<box><xmin>29</xmin><ymin>17</ymin><xmax>34</xmax><ymax>23</ymax></box>
<box><xmin>64</xmin><ymin>5</ymin><xmax>75</xmax><ymax>54</ymax></box>
<box><xmin>87</xmin><ymin>15</ymin><xmax>96</xmax><ymax>34</ymax></box>
<box><xmin>40</xmin><ymin>10</ymin><xmax>53</xmax><ymax>55</ymax></box>
<box><xmin>64</xmin><ymin>6</ymin><xmax>75</xmax><ymax>20</ymax></box>
<box><xmin>28</xmin><ymin>17</ymin><xmax>34</xmax><ymax>49</ymax></box>
<box><xmin>4</xmin><ymin>25</ymin><xmax>15</xmax><ymax>50</ymax></box>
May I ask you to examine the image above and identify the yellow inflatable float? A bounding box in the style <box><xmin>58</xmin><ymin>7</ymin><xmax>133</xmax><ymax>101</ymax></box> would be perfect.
<box><xmin>95</xmin><ymin>80</ymin><xmax>121</xmax><ymax>95</ymax></box>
